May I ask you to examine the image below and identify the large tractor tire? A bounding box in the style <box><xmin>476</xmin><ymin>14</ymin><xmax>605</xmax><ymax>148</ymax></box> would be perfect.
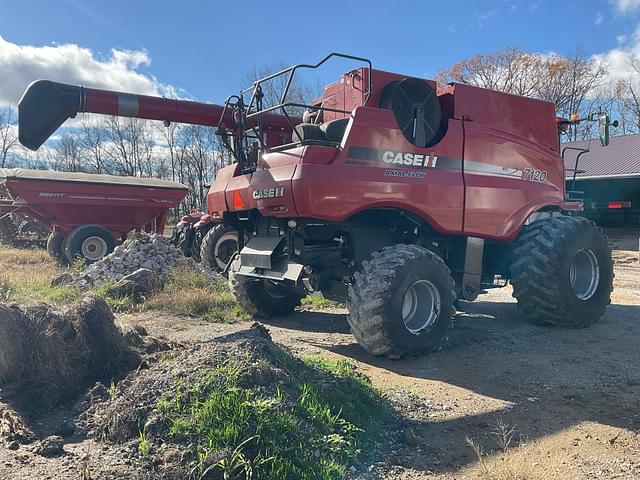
<box><xmin>47</xmin><ymin>231</ymin><xmax>68</xmax><ymax>265</ymax></box>
<box><xmin>64</xmin><ymin>224</ymin><xmax>116</xmax><ymax>264</ymax></box>
<box><xmin>511</xmin><ymin>216</ymin><xmax>613</xmax><ymax>327</ymax></box>
<box><xmin>347</xmin><ymin>244</ymin><xmax>456</xmax><ymax>359</ymax></box>
<box><xmin>201</xmin><ymin>224</ymin><xmax>239</xmax><ymax>274</ymax></box>
<box><xmin>229</xmin><ymin>272</ymin><xmax>304</xmax><ymax>318</ymax></box>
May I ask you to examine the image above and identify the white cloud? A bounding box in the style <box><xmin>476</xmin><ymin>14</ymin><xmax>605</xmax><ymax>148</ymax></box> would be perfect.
<box><xmin>0</xmin><ymin>35</ymin><xmax>182</xmax><ymax>108</ymax></box>
<box><xmin>613</xmin><ymin>0</ymin><xmax>640</xmax><ymax>13</ymax></box>
<box><xmin>595</xmin><ymin>12</ymin><xmax>604</xmax><ymax>25</ymax></box>
<box><xmin>592</xmin><ymin>24</ymin><xmax>640</xmax><ymax>84</ymax></box>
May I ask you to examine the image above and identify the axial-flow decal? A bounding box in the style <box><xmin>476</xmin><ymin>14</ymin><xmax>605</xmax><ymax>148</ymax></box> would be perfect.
<box><xmin>347</xmin><ymin>147</ymin><xmax>548</xmax><ymax>183</ymax></box>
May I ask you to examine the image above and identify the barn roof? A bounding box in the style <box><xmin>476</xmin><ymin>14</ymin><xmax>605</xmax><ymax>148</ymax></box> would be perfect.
<box><xmin>563</xmin><ymin>133</ymin><xmax>640</xmax><ymax>180</ymax></box>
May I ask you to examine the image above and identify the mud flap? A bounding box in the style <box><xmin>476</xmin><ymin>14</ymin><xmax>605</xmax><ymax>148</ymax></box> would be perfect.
<box><xmin>233</xmin><ymin>236</ymin><xmax>304</xmax><ymax>282</ymax></box>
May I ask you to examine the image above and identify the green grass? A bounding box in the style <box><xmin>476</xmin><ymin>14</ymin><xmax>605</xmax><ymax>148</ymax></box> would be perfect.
<box><xmin>156</xmin><ymin>346</ymin><xmax>390</xmax><ymax>479</ymax></box>
<box><xmin>300</xmin><ymin>295</ymin><xmax>345</xmax><ymax>310</ymax></box>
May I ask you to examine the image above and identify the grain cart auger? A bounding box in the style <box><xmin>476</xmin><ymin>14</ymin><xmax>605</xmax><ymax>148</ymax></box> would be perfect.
<box><xmin>18</xmin><ymin>53</ymin><xmax>615</xmax><ymax>359</ymax></box>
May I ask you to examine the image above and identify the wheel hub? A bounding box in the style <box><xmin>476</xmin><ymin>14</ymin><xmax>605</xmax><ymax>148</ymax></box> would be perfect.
<box><xmin>401</xmin><ymin>279</ymin><xmax>441</xmax><ymax>335</ymax></box>
<box><xmin>215</xmin><ymin>232</ymin><xmax>238</xmax><ymax>270</ymax></box>
<box><xmin>569</xmin><ymin>248</ymin><xmax>600</xmax><ymax>300</ymax></box>
<box><xmin>81</xmin><ymin>236</ymin><xmax>108</xmax><ymax>261</ymax></box>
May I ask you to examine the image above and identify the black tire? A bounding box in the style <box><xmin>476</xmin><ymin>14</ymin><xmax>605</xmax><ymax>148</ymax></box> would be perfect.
<box><xmin>0</xmin><ymin>216</ymin><xmax>18</xmax><ymax>246</ymax></box>
<box><xmin>347</xmin><ymin>244</ymin><xmax>456</xmax><ymax>359</ymax></box>
<box><xmin>47</xmin><ymin>231</ymin><xmax>68</xmax><ymax>265</ymax></box>
<box><xmin>191</xmin><ymin>228</ymin><xmax>205</xmax><ymax>263</ymax></box>
<box><xmin>229</xmin><ymin>272</ymin><xmax>303</xmax><ymax>318</ymax></box>
<box><xmin>510</xmin><ymin>216</ymin><xmax>613</xmax><ymax>327</ymax></box>
<box><xmin>64</xmin><ymin>224</ymin><xmax>116</xmax><ymax>264</ymax></box>
<box><xmin>175</xmin><ymin>226</ymin><xmax>193</xmax><ymax>258</ymax></box>
<box><xmin>200</xmin><ymin>224</ymin><xmax>239</xmax><ymax>274</ymax></box>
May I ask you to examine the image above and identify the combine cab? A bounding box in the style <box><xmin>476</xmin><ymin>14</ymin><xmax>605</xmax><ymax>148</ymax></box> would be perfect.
<box><xmin>18</xmin><ymin>53</ymin><xmax>614</xmax><ymax>357</ymax></box>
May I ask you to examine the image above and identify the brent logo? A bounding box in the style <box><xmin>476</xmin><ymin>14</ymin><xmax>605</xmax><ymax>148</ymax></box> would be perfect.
<box><xmin>253</xmin><ymin>186</ymin><xmax>285</xmax><ymax>200</ymax></box>
<box><xmin>382</xmin><ymin>150</ymin><xmax>438</xmax><ymax>168</ymax></box>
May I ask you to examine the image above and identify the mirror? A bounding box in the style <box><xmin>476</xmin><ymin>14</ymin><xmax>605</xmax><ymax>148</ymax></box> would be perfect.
<box><xmin>598</xmin><ymin>114</ymin><xmax>619</xmax><ymax>147</ymax></box>
<box><xmin>599</xmin><ymin>114</ymin><xmax>610</xmax><ymax>147</ymax></box>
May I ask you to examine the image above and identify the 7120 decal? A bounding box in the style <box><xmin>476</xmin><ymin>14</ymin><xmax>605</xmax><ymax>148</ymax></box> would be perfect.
<box><xmin>522</xmin><ymin>168</ymin><xmax>548</xmax><ymax>183</ymax></box>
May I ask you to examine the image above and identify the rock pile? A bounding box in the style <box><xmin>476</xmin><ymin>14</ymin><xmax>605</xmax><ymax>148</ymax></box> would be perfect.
<box><xmin>54</xmin><ymin>233</ymin><xmax>180</xmax><ymax>293</ymax></box>
<box><xmin>84</xmin><ymin>233</ymin><xmax>179</xmax><ymax>285</ymax></box>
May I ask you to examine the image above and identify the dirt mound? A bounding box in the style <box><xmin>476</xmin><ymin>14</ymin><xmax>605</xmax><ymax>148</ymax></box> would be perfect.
<box><xmin>76</xmin><ymin>323</ymin><xmax>387</xmax><ymax>479</ymax></box>
<box><xmin>78</xmin><ymin>323</ymin><xmax>275</xmax><ymax>443</ymax></box>
<box><xmin>0</xmin><ymin>296</ymin><xmax>141</xmax><ymax>413</ymax></box>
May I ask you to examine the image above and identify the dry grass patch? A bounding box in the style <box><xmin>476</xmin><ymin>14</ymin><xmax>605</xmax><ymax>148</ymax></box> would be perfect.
<box><xmin>0</xmin><ymin>244</ymin><xmax>78</xmax><ymax>304</ymax></box>
<box><xmin>0</xmin><ymin>245</ymin><xmax>247</xmax><ymax>323</ymax></box>
<box><xmin>463</xmin><ymin>422</ymin><xmax>564</xmax><ymax>480</ymax></box>
<box><xmin>143</xmin><ymin>265</ymin><xmax>249</xmax><ymax>323</ymax></box>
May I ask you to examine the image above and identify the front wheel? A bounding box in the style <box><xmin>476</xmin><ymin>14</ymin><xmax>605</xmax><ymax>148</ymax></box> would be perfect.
<box><xmin>347</xmin><ymin>244</ymin><xmax>456</xmax><ymax>359</ymax></box>
<box><xmin>510</xmin><ymin>216</ymin><xmax>613</xmax><ymax>327</ymax></box>
<box><xmin>201</xmin><ymin>224</ymin><xmax>239</xmax><ymax>274</ymax></box>
<box><xmin>229</xmin><ymin>272</ymin><xmax>304</xmax><ymax>318</ymax></box>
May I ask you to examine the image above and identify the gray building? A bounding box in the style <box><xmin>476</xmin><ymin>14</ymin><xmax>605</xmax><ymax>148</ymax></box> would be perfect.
<box><xmin>563</xmin><ymin>134</ymin><xmax>640</xmax><ymax>225</ymax></box>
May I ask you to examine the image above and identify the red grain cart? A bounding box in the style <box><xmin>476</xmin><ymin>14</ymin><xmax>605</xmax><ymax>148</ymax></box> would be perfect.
<box><xmin>0</xmin><ymin>168</ymin><xmax>187</xmax><ymax>264</ymax></box>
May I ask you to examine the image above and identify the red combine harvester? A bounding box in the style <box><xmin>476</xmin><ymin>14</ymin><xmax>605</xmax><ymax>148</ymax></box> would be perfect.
<box><xmin>0</xmin><ymin>168</ymin><xmax>187</xmax><ymax>264</ymax></box>
<box><xmin>18</xmin><ymin>53</ymin><xmax>615</xmax><ymax>358</ymax></box>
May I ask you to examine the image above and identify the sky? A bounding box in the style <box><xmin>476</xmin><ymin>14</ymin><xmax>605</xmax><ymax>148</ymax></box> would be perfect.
<box><xmin>1</xmin><ymin>0</ymin><xmax>640</xmax><ymax>108</ymax></box>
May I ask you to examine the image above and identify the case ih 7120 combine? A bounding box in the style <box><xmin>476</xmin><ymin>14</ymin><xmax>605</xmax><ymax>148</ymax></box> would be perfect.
<box><xmin>19</xmin><ymin>53</ymin><xmax>614</xmax><ymax>358</ymax></box>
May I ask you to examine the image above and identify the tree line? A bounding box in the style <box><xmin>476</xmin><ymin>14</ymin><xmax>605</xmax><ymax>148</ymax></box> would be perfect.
<box><xmin>437</xmin><ymin>46</ymin><xmax>639</xmax><ymax>140</ymax></box>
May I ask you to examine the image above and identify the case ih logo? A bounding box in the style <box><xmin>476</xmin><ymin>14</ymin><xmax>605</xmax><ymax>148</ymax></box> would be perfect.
<box><xmin>347</xmin><ymin>147</ymin><xmax>438</xmax><ymax>170</ymax></box>
<box><xmin>382</xmin><ymin>151</ymin><xmax>438</xmax><ymax>168</ymax></box>
<box><xmin>253</xmin><ymin>186</ymin><xmax>285</xmax><ymax>200</ymax></box>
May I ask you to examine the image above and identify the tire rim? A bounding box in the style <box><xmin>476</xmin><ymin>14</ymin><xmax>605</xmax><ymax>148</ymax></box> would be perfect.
<box><xmin>215</xmin><ymin>232</ymin><xmax>238</xmax><ymax>270</ymax></box>
<box><xmin>401</xmin><ymin>279</ymin><xmax>441</xmax><ymax>335</ymax></box>
<box><xmin>81</xmin><ymin>236</ymin><xmax>109</xmax><ymax>261</ymax></box>
<box><xmin>569</xmin><ymin>248</ymin><xmax>600</xmax><ymax>300</ymax></box>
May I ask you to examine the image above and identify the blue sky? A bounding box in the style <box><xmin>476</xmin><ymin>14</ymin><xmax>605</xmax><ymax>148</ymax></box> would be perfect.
<box><xmin>2</xmin><ymin>0</ymin><xmax>640</xmax><ymax>106</ymax></box>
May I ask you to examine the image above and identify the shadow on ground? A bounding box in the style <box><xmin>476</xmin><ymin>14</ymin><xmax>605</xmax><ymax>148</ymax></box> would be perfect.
<box><xmin>265</xmin><ymin>300</ymin><xmax>640</xmax><ymax>473</ymax></box>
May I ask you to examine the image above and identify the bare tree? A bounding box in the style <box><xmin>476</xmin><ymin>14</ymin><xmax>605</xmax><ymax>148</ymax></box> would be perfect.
<box><xmin>53</xmin><ymin>132</ymin><xmax>82</xmax><ymax>172</ymax></box>
<box><xmin>103</xmin><ymin>117</ymin><xmax>155</xmax><ymax>176</ymax></box>
<box><xmin>438</xmin><ymin>47</ymin><xmax>608</xmax><ymax>140</ymax></box>
<box><xmin>0</xmin><ymin>107</ymin><xmax>19</xmax><ymax>168</ymax></box>
<box><xmin>79</xmin><ymin>119</ymin><xmax>107</xmax><ymax>173</ymax></box>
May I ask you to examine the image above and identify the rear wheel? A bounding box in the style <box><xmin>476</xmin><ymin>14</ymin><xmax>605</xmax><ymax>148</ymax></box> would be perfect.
<box><xmin>510</xmin><ymin>216</ymin><xmax>613</xmax><ymax>327</ymax></box>
<box><xmin>0</xmin><ymin>215</ymin><xmax>18</xmax><ymax>246</ymax></box>
<box><xmin>347</xmin><ymin>244</ymin><xmax>456</xmax><ymax>358</ymax></box>
<box><xmin>229</xmin><ymin>273</ymin><xmax>303</xmax><ymax>318</ymax></box>
<box><xmin>64</xmin><ymin>224</ymin><xmax>116</xmax><ymax>264</ymax></box>
<box><xmin>201</xmin><ymin>224</ymin><xmax>239</xmax><ymax>274</ymax></box>
<box><xmin>47</xmin><ymin>231</ymin><xmax>68</xmax><ymax>265</ymax></box>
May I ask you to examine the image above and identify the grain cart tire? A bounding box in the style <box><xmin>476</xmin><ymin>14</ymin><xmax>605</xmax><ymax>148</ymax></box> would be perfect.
<box><xmin>347</xmin><ymin>244</ymin><xmax>456</xmax><ymax>359</ymax></box>
<box><xmin>47</xmin><ymin>231</ymin><xmax>69</xmax><ymax>265</ymax></box>
<box><xmin>201</xmin><ymin>224</ymin><xmax>239</xmax><ymax>274</ymax></box>
<box><xmin>229</xmin><ymin>272</ymin><xmax>303</xmax><ymax>318</ymax></box>
<box><xmin>0</xmin><ymin>215</ymin><xmax>18</xmax><ymax>246</ymax></box>
<box><xmin>64</xmin><ymin>224</ymin><xmax>116</xmax><ymax>264</ymax></box>
<box><xmin>511</xmin><ymin>216</ymin><xmax>613</xmax><ymax>327</ymax></box>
